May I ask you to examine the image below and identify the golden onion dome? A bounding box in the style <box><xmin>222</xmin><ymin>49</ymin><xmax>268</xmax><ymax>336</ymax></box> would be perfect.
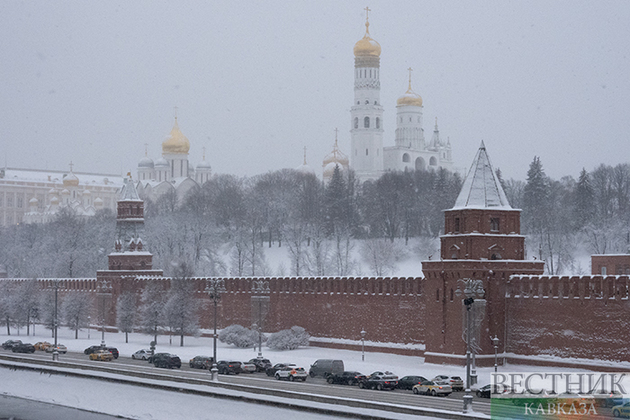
<box><xmin>397</xmin><ymin>71</ymin><xmax>423</xmax><ymax>107</ymax></box>
<box><xmin>323</xmin><ymin>137</ymin><xmax>349</xmax><ymax>168</ymax></box>
<box><xmin>162</xmin><ymin>117</ymin><xmax>190</xmax><ymax>154</ymax></box>
<box><xmin>353</xmin><ymin>21</ymin><xmax>381</xmax><ymax>57</ymax></box>
<box><xmin>63</xmin><ymin>172</ymin><xmax>79</xmax><ymax>187</ymax></box>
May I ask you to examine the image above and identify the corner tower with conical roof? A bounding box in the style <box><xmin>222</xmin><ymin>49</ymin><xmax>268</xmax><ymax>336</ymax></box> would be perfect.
<box><xmin>421</xmin><ymin>143</ymin><xmax>544</xmax><ymax>365</ymax></box>
<box><xmin>350</xmin><ymin>8</ymin><xmax>384</xmax><ymax>181</ymax></box>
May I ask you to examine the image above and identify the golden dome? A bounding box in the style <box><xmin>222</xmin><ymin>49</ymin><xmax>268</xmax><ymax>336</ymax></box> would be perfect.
<box><xmin>162</xmin><ymin>117</ymin><xmax>190</xmax><ymax>154</ymax></box>
<box><xmin>63</xmin><ymin>172</ymin><xmax>79</xmax><ymax>187</ymax></box>
<box><xmin>354</xmin><ymin>19</ymin><xmax>381</xmax><ymax>57</ymax></box>
<box><xmin>323</xmin><ymin>135</ymin><xmax>349</xmax><ymax>168</ymax></box>
<box><xmin>397</xmin><ymin>69</ymin><xmax>423</xmax><ymax>107</ymax></box>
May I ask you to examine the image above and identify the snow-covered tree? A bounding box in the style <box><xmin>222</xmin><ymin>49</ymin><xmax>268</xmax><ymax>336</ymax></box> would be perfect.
<box><xmin>12</xmin><ymin>279</ymin><xmax>40</xmax><ymax>335</ymax></box>
<box><xmin>163</xmin><ymin>262</ymin><xmax>199</xmax><ymax>346</ymax></box>
<box><xmin>266</xmin><ymin>326</ymin><xmax>310</xmax><ymax>350</ymax></box>
<box><xmin>360</xmin><ymin>238</ymin><xmax>403</xmax><ymax>276</ymax></box>
<box><xmin>116</xmin><ymin>292</ymin><xmax>137</xmax><ymax>343</ymax></box>
<box><xmin>62</xmin><ymin>292</ymin><xmax>92</xmax><ymax>339</ymax></box>
<box><xmin>140</xmin><ymin>280</ymin><xmax>166</xmax><ymax>343</ymax></box>
<box><xmin>218</xmin><ymin>324</ymin><xmax>259</xmax><ymax>348</ymax></box>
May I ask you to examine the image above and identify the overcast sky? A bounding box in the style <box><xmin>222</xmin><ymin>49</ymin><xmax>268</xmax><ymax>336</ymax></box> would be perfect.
<box><xmin>1</xmin><ymin>1</ymin><xmax>629</xmax><ymax>181</ymax></box>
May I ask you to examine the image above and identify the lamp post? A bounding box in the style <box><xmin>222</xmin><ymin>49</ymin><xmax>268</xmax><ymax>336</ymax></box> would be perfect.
<box><xmin>491</xmin><ymin>335</ymin><xmax>500</xmax><ymax>373</ymax></box>
<box><xmin>49</xmin><ymin>279</ymin><xmax>63</xmax><ymax>361</ymax></box>
<box><xmin>360</xmin><ymin>329</ymin><xmax>366</xmax><ymax>361</ymax></box>
<box><xmin>455</xmin><ymin>278</ymin><xmax>485</xmax><ymax>414</ymax></box>
<box><xmin>251</xmin><ymin>279</ymin><xmax>270</xmax><ymax>360</ymax></box>
<box><xmin>96</xmin><ymin>280</ymin><xmax>112</xmax><ymax>347</ymax></box>
<box><xmin>205</xmin><ymin>278</ymin><xmax>226</xmax><ymax>381</ymax></box>
<box><xmin>87</xmin><ymin>315</ymin><xmax>91</xmax><ymax>340</ymax></box>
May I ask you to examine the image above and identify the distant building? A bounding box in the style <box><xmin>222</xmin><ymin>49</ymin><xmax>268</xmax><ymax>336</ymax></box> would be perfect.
<box><xmin>0</xmin><ymin>166</ymin><xmax>122</xmax><ymax>227</ymax></box>
<box><xmin>135</xmin><ymin>116</ymin><xmax>210</xmax><ymax>203</ymax></box>
<box><xmin>591</xmin><ymin>254</ymin><xmax>630</xmax><ymax>275</ymax></box>
<box><xmin>334</xmin><ymin>12</ymin><xmax>453</xmax><ymax>182</ymax></box>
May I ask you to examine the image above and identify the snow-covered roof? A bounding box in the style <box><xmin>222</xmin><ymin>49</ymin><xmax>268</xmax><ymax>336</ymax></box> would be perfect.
<box><xmin>119</xmin><ymin>178</ymin><xmax>142</xmax><ymax>201</ymax></box>
<box><xmin>1</xmin><ymin>168</ymin><xmax>123</xmax><ymax>186</ymax></box>
<box><xmin>452</xmin><ymin>141</ymin><xmax>511</xmax><ymax>210</ymax></box>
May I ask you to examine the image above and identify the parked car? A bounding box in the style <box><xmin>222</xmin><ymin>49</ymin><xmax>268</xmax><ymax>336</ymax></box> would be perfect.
<box><xmin>189</xmin><ymin>355</ymin><xmax>213</xmax><ymax>369</ymax></box>
<box><xmin>397</xmin><ymin>375</ymin><xmax>428</xmax><ymax>390</ymax></box>
<box><xmin>248</xmin><ymin>358</ymin><xmax>272</xmax><ymax>372</ymax></box>
<box><xmin>612</xmin><ymin>401</ymin><xmax>630</xmax><ymax>418</ymax></box>
<box><xmin>217</xmin><ymin>360</ymin><xmax>242</xmax><ymax>375</ymax></box>
<box><xmin>413</xmin><ymin>380</ymin><xmax>452</xmax><ymax>396</ymax></box>
<box><xmin>34</xmin><ymin>341</ymin><xmax>52</xmax><ymax>351</ymax></box>
<box><xmin>132</xmin><ymin>349</ymin><xmax>151</xmax><ymax>360</ymax></box>
<box><xmin>275</xmin><ymin>366</ymin><xmax>308</xmax><ymax>381</ymax></box>
<box><xmin>432</xmin><ymin>375</ymin><xmax>464</xmax><ymax>391</ymax></box>
<box><xmin>152</xmin><ymin>353</ymin><xmax>181</xmax><ymax>369</ymax></box>
<box><xmin>266</xmin><ymin>363</ymin><xmax>296</xmax><ymax>377</ymax></box>
<box><xmin>12</xmin><ymin>343</ymin><xmax>36</xmax><ymax>353</ymax></box>
<box><xmin>103</xmin><ymin>347</ymin><xmax>119</xmax><ymax>359</ymax></box>
<box><xmin>358</xmin><ymin>372</ymin><xmax>399</xmax><ymax>391</ymax></box>
<box><xmin>2</xmin><ymin>340</ymin><xmax>23</xmax><ymax>350</ymax></box>
<box><xmin>476</xmin><ymin>383</ymin><xmax>513</xmax><ymax>398</ymax></box>
<box><xmin>327</xmin><ymin>371</ymin><xmax>367</xmax><ymax>386</ymax></box>
<box><xmin>84</xmin><ymin>345</ymin><xmax>104</xmax><ymax>355</ymax></box>
<box><xmin>309</xmin><ymin>359</ymin><xmax>344</xmax><ymax>378</ymax></box>
<box><xmin>45</xmin><ymin>344</ymin><xmax>67</xmax><ymax>354</ymax></box>
<box><xmin>89</xmin><ymin>349</ymin><xmax>114</xmax><ymax>361</ymax></box>
<box><xmin>240</xmin><ymin>360</ymin><xmax>257</xmax><ymax>373</ymax></box>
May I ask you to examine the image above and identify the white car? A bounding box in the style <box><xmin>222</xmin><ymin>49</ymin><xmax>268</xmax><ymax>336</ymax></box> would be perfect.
<box><xmin>275</xmin><ymin>366</ymin><xmax>308</xmax><ymax>381</ymax></box>
<box><xmin>240</xmin><ymin>361</ymin><xmax>257</xmax><ymax>373</ymax></box>
<box><xmin>132</xmin><ymin>349</ymin><xmax>151</xmax><ymax>360</ymax></box>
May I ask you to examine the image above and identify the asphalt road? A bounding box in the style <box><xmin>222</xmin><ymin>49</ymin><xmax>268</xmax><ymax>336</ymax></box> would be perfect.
<box><xmin>1</xmin><ymin>348</ymin><xmax>494</xmax><ymax>417</ymax></box>
<box><xmin>0</xmin><ymin>395</ymin><xmax>130</xmax><ymax>420</ymax></box>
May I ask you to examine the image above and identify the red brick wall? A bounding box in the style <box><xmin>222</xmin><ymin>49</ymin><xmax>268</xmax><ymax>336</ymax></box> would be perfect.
<box><xmin>591</xmin><ymin>255</ymin><xmax>630</xmax><ymax>275</ymax></box>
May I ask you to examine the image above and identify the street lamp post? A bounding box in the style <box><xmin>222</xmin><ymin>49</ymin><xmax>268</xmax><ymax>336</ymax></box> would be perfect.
<box><xmin>455</xmin><ymin>278</ymin><xmax>485</xmax><ymax>414</ymax></box>
<box><xmin>87</xmin><ymin>315</ymin><xmax>91</xmax><ymax>340</ymax></box>
<box><xmin>96</xmin><ymin>280</ymin><xmax>112</xmax><ymax>347</ymax></box>
<box><xmin>360</xmin><ymin>329</ymin><xmax>366</xmax><ymax>362</ymax></box>
<box><xmin>49</xmin><ymin>279</ymin><xmax>63</xmax><ymax>361</ymax></box>
<box><xmin>205</xmin><ymin>279</ymin><xmax>226</xmax><ymax>381</ymax></box>
<box><xmin>491</xmin><ymin>335</ymin><xmax>500</xmax><ymax>373</ymax></box>
<box><xmin>251</xmin><ymin>279</ymin><xmax>270</xmax><ymax>360</ymax></box>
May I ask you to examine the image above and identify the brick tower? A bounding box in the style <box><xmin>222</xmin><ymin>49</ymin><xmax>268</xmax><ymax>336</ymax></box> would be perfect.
<box><xmin>422</xmin><ymin>142</ymin><xmax>544</xmax><ymax>365</ymax></box>
<box><xmin>96</xmin><ymin>174</ymin><xmax>163</xmax><ymax>325</ymax></box>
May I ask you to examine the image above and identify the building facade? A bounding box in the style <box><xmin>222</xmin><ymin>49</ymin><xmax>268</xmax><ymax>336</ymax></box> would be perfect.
<box><xmin>343</xmin><ymin>13</ymin><xmax>453</xmax><ymax>182</ymax></box>
<box><xmin>0</xmin><ymin>167</ymin><xmax>122</xmax><ymax>227</ymax></box>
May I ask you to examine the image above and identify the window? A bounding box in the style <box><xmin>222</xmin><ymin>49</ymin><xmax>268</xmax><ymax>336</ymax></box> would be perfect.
<box><xmin>364</xmin><ymin>116</ymin><xmax>370</xmax><ymax>128</ymax></box>
<box><xmin>7</xmin><ymin>195</ymin><xmax>13</xmax><ymax>207</ymax></box>
<box><xmin>375</xmin><ymin>117</ymin><xmax>380</xmax><ymax>129</ymax></box>
<box><xmin>490</xmin><ymin>218</ymin><xmax>500</xmax><ymax>232</ymax></box>
<box><xmin>365</xmin><ymin>100</ymin><xmax>369</xmax><ymax>105</ymax></box>
<box><xmin>365</xmin><ymin>149</ymin><xmax>369</xmax><ymax>156</ymax></box>
<box><xmin>354</xmin><ymin>117</ymin><xmax>358</xmax><ymax>129</ymax></box>
<box><xmin>17</xmin><ymin>197</ymin><xmax>23</xmax><ymax>208</ymax></box>
<box><xmin>601</xmin><ymin>266</ymin><xmax>607</xmax><ymax>275</ymax></box>
<box><xmin>429</xmin><ymin>156</ymin><xmax>437</xmax><ymax>166</ymax></box>
<box><xmin>454</xmin><ymin>218</ymin><xmax>460</xmax><ymax>233</ymax></box>
<box><xmin>402</xmin><ymin>153</ymin><xmax>410</xmax><ymax>163</ymax></box>
<box><xmin>436</xmin><ymin>289</ymin><xmax>440</xmax><ymax>301</ymax></box>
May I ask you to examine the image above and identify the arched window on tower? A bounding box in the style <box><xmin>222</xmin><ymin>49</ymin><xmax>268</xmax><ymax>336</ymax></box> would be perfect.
<box><xmin>402</xmin><ymin>153</ymin><xmax>410</xmax><ymax>163</ymax></box>
<box><xmin>354</xmin><ymin>117</ymin><xmax>358</xmax><ymax>129</ymax></box>
<box><xmin>364</xmin><ymin>117</ymin><xmax>370</xmax><ymax>128</ymax></box>
<box><xmin>376</xmin><ymin>117</ymin><xmax>380</xmax><ymax>129</ymax></box>
<box><xmin>430</xmin><ymin>156</ymin><xmax>437</xmax><ymax>166</ymax></box>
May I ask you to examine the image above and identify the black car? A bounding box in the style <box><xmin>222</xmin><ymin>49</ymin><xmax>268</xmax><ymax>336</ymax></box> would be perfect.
<box><xmin>104</xmin><ymin>347</ymin><xmax>119</xmax><ymax>359</ymax></box>
<box><xmin>358</xmin><ymin>371</ymin><xmax>399</xmax><ymax>391</ymax></box>
<box><xmin>2</xmin><ymin>340</ymin><xmax>23</xmax><ymax>350</ymax></box>
<box><xmin>84</xmin><ymin>345</ymin><xmax>118</xmax><ymax>359</ymax></box>
<box><xmin>84</xmin><ymin>345</ymin><xmax>104</xmax><ymax>355</ymax></box>
<box><xmin>11</xmin><ymin>342</ymin><xmax>36</xmax><ymax>353</ymax></box>
<box><xmin>397</xmin><ymin>375</ymin><xmax>428</xmax><ymax>390</ymax></box>
<box><xmin>189</xmin><ymin>355</ymin><xmax>214</xmax><ymax>369</ymax></box>
<box><xmin>266</xmin><ymin>363</ymin><xmax>295</xmax><ymax>377</ymax></box>
<box><xmin>152</xmin><ymin>353</ymin><xmax>181</xmax><ymax>369</ymax></box>
<box><xmin>327</xmin><ymin>371</ymin><xmax>367</xmax><ymax>386</ymax></box>
<box><xmin>248</xmin><ymin>358</ymin><xmax>272</xmax><ymax>372</ymax></box>
<box><xmin>217</xmin><ymin>360</ymin><xmax>242</xmax><ymax>374</ymax></box>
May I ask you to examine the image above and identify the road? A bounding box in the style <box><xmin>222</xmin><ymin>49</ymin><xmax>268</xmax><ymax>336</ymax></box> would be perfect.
<box><xmin>2</xmin><ymin>348</ymin><xmax>494</xmax><ymax>418</ymax></box>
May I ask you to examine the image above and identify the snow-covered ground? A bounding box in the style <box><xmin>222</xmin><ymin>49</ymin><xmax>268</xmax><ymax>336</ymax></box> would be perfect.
<box><xmin>0</xmin><ymin>327</ymin><xmax>596</xmax><ymax>419</ymax></box>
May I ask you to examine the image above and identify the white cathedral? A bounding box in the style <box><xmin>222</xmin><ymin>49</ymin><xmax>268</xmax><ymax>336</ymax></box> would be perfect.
<box><xmin>324</xmin><ymin>12</ymin><xmax>453</xmax><ymax>182</ymax></box>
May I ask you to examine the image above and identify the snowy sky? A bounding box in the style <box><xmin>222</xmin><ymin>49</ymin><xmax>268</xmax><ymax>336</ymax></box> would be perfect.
<box><xmin>1</xmin><ymin>1</ymin><xmax>629</xmax><ymax>181</ymax></box>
